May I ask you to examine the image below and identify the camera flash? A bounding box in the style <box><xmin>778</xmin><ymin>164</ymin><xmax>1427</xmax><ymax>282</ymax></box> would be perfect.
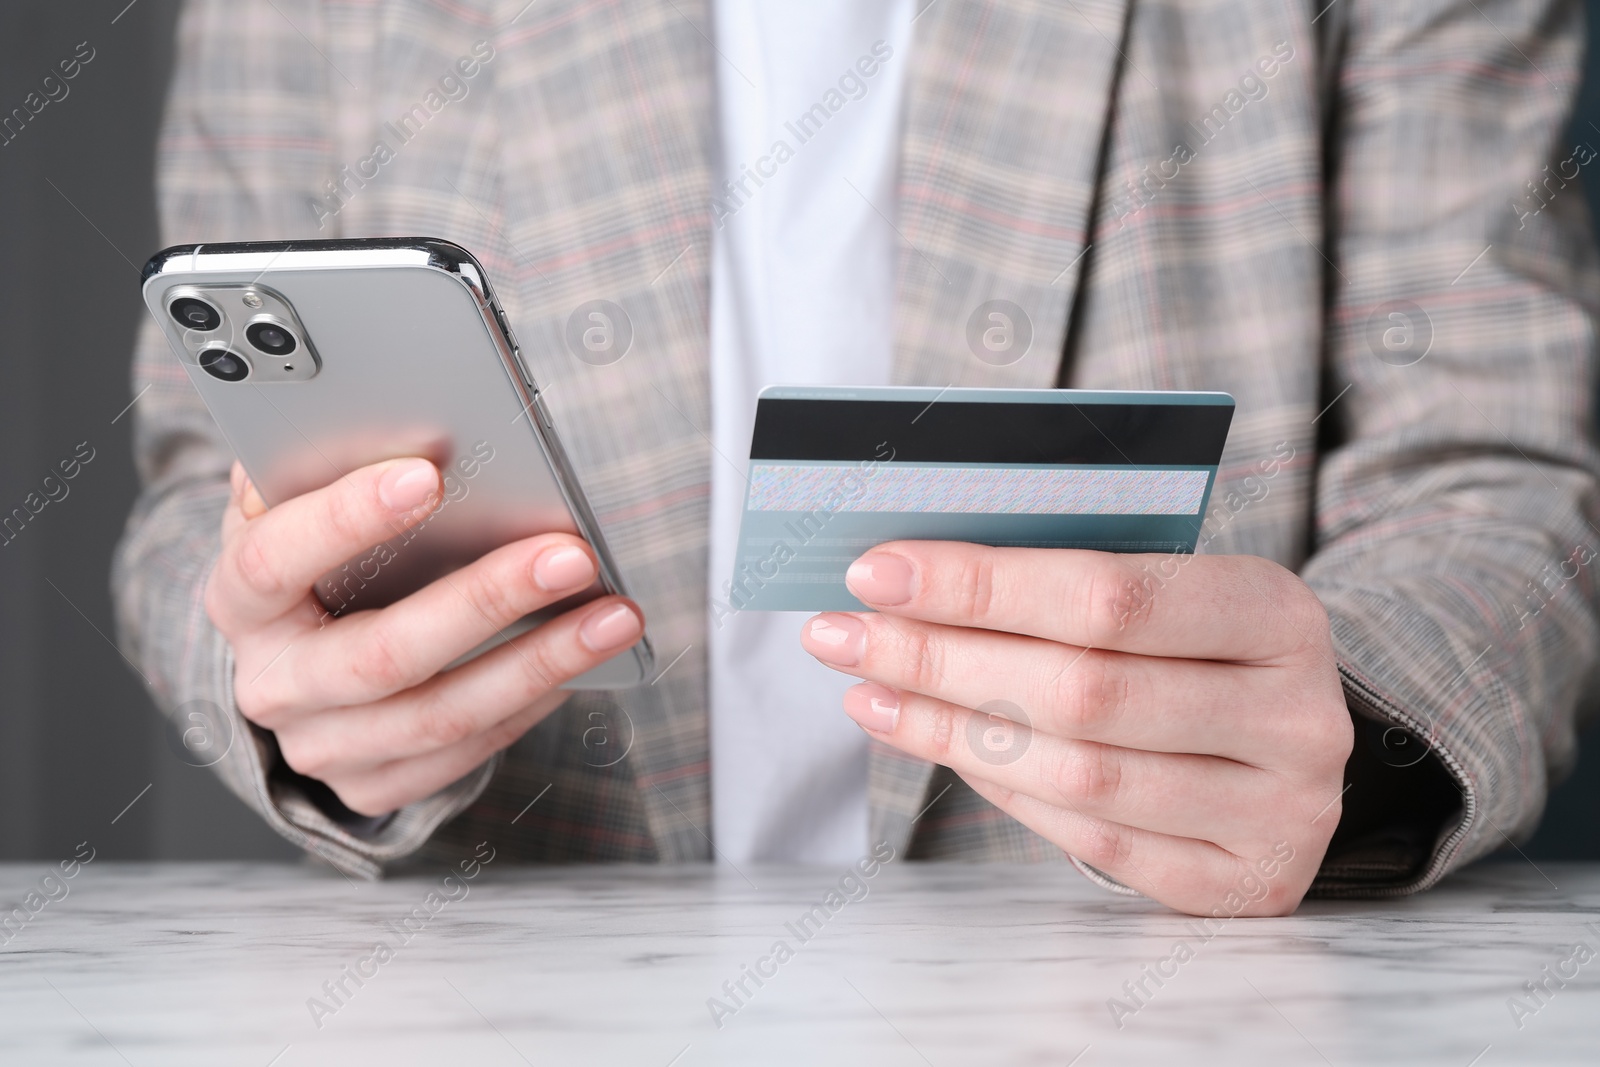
<box><xmin>242</xmin><ymin>291</ymin><xmax>263</xmax><ymax>308</ymax></box>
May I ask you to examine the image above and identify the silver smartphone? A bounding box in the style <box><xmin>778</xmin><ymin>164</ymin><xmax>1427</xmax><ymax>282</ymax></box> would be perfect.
<box><xmin>140</xmin><ymin>237</ymin><xmax>653</xmax><ymax>688</ymax></box>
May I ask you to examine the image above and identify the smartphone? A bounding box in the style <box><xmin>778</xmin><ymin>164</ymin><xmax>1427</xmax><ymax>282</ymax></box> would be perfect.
<box><xmin>140</xmin><ymin>236</ymin><xmax>653</xmax><ymax>688</ymax></box>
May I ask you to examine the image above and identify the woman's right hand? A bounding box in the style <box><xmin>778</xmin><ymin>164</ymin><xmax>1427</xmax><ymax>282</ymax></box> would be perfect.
<box><xmin>205</xmin><ymin>457</ymin><xmax>644</xmax><ymax>817</ymax></box>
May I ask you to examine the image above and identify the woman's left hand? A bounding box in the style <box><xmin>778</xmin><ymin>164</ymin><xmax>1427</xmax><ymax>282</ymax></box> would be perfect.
<box><xmin>800</xmin><ymin>542</ymin><xmax>1354</xmax><ymax>916</ymax></box>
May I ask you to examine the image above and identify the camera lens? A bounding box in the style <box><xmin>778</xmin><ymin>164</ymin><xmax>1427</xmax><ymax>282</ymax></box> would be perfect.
<box><xmin>198</xmin><ymin>348</ymin><xmax>250</xmax><ymax>382</ymax></box>
<box><xmin>169</xmin><ymin>296</ymin><xmax>221</xmax><ymax>332</ymax></box>
<box><xmin>246</xmin><ymin>321</ymin><xmax>298</xmax><ymax>356</ymax></box>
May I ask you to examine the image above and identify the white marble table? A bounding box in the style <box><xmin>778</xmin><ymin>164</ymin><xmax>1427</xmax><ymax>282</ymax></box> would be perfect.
<box><xmin>1</xmin><ymin>860</ymin><xmax>1596</xmax><ymax>1065</ymax></box>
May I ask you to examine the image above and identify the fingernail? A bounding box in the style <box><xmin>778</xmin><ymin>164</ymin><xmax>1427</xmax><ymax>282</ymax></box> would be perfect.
<box><xmin>844</xmin><ymin>683</ymin><xmax>900</xmax><ymax>733</ymax></box>
<box><xmin>846</xmin><ymin>552</ymin><xmax>916</xmax><ymax>606</ymax></box>
<box><xmin>534</xmin><ymin>545</ymin><xmax>596</xmax><ymax>591</ymax></box>
<box><xmin>580</xmin><ymin>602</ymin><xmax>642</xmax><ymax>652</ymax></box>
<box><xmin>378</xmin><ymin>459</ymin><xmax>438</xmax><ymax>512</ymax></box>
<box><xmin>803</xmin><ymin>613</ymin><xmax>866</xmax><ymax>667</ymax></box>
<box><xmin>240</xmin><ymin>480</ymin><xmax>267</xmax><ymax>519</ymax></box>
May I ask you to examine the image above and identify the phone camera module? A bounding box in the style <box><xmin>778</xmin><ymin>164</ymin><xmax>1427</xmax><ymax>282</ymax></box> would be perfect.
<box><xmin>198</xmin><ymin>348</ymin><xmax>251</xmax><ymax>382</ymax></box>
<box><xmin>169</xmin><ymin>296</ymin><xmax>221</xmax><ymax>332</ymax></box>
<box><xmin>246</xmin><ymin>321</ymin><xmax>298</xmax><ymax>357</ymax></box>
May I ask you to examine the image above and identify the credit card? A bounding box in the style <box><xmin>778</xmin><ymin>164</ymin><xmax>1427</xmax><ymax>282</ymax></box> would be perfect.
<box><xmin>725</xmin><ymin>385</ymin><xmax>1235</xmax><ymax>612</ymax></box>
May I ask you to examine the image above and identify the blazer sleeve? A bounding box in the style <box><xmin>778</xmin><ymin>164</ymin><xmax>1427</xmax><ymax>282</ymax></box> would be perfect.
<box><xmin>1304</xmin><ymin>0</ymin><xmax>1600</xmax><ymax>894</ymax></box>
<box><xmin>110</xmin><ymin>0</ymin><xmax>494</xmax><ymax>879</ymax></box>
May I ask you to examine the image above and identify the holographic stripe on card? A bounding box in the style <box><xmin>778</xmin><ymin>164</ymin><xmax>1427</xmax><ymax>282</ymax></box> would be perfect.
<box><xmin>746</xmin><ymin>464</ymin><xmax>1210</xmax><ymax>516</ymax></box>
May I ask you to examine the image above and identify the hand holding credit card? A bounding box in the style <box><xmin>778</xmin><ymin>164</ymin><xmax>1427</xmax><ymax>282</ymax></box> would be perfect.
<box><xmin>775</xmin><ymin>385</ymin><xmax>1354</xmax><ymax>917</ymax></box>
<box><xmin>729</xmin><ymin>385</ymin><xmax>1235</xmax><ymax>612</ymax></box>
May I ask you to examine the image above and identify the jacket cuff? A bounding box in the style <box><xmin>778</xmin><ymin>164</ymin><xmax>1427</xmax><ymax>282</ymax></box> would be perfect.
<box><xmin>209</xmin><ymin>629</ymin><xmax>497</xmax><ymax>879</ymax></box>
<box><xmin>1308</xmin><ymin>664</ymin><xmax>1473</xmax><ymax>898</ymax></box>
<box><xmin>1068</xmin><ymin>855</ymin><xmax>1142</xmax><ymax>896</ymax></box>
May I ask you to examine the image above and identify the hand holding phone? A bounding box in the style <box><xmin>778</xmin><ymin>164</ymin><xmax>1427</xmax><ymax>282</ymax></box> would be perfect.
<box><xmin>210</xmin><ymin>456</ymin><xmax>644</xmax><ymax>817</ymax></box>
<box><xmin>142</xmin><ymin>237</ymin><xmax>656</xmax><ymax>816</ymax></box>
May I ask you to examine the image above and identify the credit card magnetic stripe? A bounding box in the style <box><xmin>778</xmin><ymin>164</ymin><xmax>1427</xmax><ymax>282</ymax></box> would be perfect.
<box><xmin>749</xmin><ymin>398</ymin><xmax>1232</xmax><ymax>465</ymax></box>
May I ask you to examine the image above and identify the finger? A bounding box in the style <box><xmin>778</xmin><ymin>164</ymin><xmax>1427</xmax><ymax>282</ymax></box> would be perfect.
<box><xmin>299</xmin><ymin>696</ymin><xmax>562</xmax><ymax>817</ymax></box>
<box><xmin>240</xmin><ymin>474</ymin><xmax>267</xmax><ymax>519</ymax></box>
<box><xmin>252</xmin><ymin>532</ymin><xmax>604</xmax><ymax>712</ymax></box>
<box><xmin>957</xmin><ymin>772</ymin><xmax>1303</xmax><ymax>916</ymax></box>
<box><xmin>209</xmin><ymin>457</ymin><xmax>442</xmax><ymax>630</ymax></box>
<box><xmin>845</xmin><ymin>543</ymin><xmax>1328</xmax><ymax>662</ymax></box>
<box><xmin>221</xmin><ymin>462</ymin><xmax>249</xmax><ymax>541</ymax></box>
<box><xmin>801</xmin><ymin>611</ymin><xmax>1314</xmax><ymax>766</ymax></box>
<box><xmin>842</xmin><ymin>682</ymin><xmax>1282</xmax><ymax>848</ymax></box>
<box><xmin>229</xmin><ymin>459</ymin><xmax>267</xmax><ymax>520</ymax></box>
<box><xmin>278</xmin><ymin>596</ymin><xmax>642</xmax><ymax>768</ymax></box>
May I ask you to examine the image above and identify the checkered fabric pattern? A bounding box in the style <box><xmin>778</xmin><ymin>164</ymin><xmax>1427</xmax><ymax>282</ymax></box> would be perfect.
<box><xmin>113</xmin><ymin>0</ymin><xmax>1600</xmax><ymax>894</ymax></box>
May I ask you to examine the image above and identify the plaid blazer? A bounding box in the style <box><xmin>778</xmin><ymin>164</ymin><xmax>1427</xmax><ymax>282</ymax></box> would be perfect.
<box><xmin>114</xmin><ymin>0</ymin><xmax>1600</xmax><ymax>896</ymax></box>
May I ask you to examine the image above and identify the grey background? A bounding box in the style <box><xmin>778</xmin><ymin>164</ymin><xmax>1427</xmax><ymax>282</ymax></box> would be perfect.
<box><xmin>0</xmin><ymin>0</ymin><xmax>296</xmax><ymax>862</ymax></box>
<box><xmin>0</xmin><ymin>0</ymin><xmax>1595</xmax><ymax>864</ymax></box>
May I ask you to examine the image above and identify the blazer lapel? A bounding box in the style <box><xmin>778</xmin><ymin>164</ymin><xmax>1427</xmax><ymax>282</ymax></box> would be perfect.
<box><xmin>490</xmin><ymin>0</ymin><xmax>718</xmax><ymax>861</ymax></box>
<box><xmin>486</xmin><ymin>0</ymin><xmax>1134</xmax><ymax>860</ymax></box>
<box><xmin>872</xmin><ymin>0</ymin><xmax>1131</xmax><ymax>851</ymax></box>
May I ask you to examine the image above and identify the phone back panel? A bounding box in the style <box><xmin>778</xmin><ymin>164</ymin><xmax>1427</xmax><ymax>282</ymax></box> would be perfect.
<box><xmin>141</xmin><ymin>239</ymin><xmax>651</xmax><ymax>688</ymax></box>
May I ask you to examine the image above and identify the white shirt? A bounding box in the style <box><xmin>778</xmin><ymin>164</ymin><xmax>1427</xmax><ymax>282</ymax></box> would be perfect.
<box><xmin>708</xmin><ymin>0</ymin><xmax>914</xmax><ymax>864</ymax></box>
